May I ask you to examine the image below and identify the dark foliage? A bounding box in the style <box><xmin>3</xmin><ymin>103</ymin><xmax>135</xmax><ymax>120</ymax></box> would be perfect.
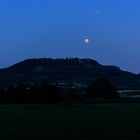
<box><xmin>3</xmin><ymin>82</ymin><xmax>64</xmax><ymax>104</ymax></box>
<box><xmin>39</xmin><ymin>83</ymin><xmax>64</xmax><ymax>104</ymax></box>
<box><xmin>87</xmin><ymin>78</ymin><xmax>119</xmax><ymax>99</ymax></box>
<box><xmin>4</xmin><ymin>84</ymin><xmax>28</xmax><ymax>104</ymax></box>
<box><xmin>67</xmin><ymin>88</ymin><xmax>84</xmax><ymax>103</ymax></box>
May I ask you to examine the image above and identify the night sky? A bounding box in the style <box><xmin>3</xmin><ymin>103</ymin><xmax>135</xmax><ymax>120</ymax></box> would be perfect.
<box><xmin>0</xmin><ymin>0</ymin><xmax>140</xmax><ymax>73</ymax></box>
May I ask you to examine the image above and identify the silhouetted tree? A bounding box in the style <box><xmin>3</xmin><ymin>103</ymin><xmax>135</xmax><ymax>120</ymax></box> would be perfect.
<box><xmin>39</xmin><ymin>82</ymin><xmax>63</xmax><ymax>104</ymax></box>
<box><xmin>14</xmin><ymin>84</ymin><xmax>28</xmax><ymax>103</ymax></box>
<box><xmin>28</xmin><ymin>82</ymin><xmax>64</xmax><ymax>104</ymax></box>
<box><xmin>68</xmin><ymin>88</ymin><xmax>83</xmax><ymax>103</ymax></box>
<box><xmin>5</xmin><ymin>84</ymin><xmax>28</xmax><ymax>104</ymax></box>
<box><xmin>28</xmin><ymin>84</ymin><xmax>40</xmax><ymax>103</ymax></box>
<box><xmin>87</xmin><ymin>78</ymin><xmax>119</xmax><ymax>99</ymax></box>
<box><xmin>0</xmin><ymin>88</ymin><xmax>5</xmax><ymax>103</ymax></box>
<box><xmin>3</xmin><ymin>82</ymin><xmax>64</xmax><ymax>104</ymax></box>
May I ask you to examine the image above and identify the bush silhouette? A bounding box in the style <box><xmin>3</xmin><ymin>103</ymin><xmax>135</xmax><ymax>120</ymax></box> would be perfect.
<box><xmin>3</xmin><ymin>82</ymin><xmax>64</xmax><ymax>104</ymax></box>
<box><xmin>5</xmin><ymin>84</ymin><xmax>28</xmax><ymax>104</ymax></box>
<box><xmin>67</xmin><ymin>88</ymin><xmax>83</xmax><ymax>103</ymax></box>
<box><xmin>28</xmin><ymin>84</ymin><xmax>40</xmax><ymax>103</ymax></box>
<box><xmin>29</xmin><ymin>82</ymin><xmax>64</xmax><ymax>104</ymax></box>
<box><xmin>39</xmin><ymin>82</ymin><xmax>62</xmax><ymax>103</ymax></box>
<box><xmin>87</xmin><ymin>78</ymin><xmax>119</xmax><ymax>99</ymax></box>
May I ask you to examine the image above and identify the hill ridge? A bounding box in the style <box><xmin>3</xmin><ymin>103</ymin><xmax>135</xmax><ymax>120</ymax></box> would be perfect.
<box><xmin>0</xmin><ymin>58</ymin><xmax>139</xmax><ymax>89</ymax></box>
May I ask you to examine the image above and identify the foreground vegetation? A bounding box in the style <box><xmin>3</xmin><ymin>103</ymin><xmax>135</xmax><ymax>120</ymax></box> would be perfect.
<box><xmin>0</xmin><ymin>78</ymin><xmax>120</xmax><ymax>104</ymax></box>
<box><xmin>0</xmin><ymin>104</ymin><xmax>140</xmax><ymax>139</ymax></box>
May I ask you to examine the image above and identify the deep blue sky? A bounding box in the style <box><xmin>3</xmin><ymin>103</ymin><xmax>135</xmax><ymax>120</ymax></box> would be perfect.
<box><xmin>0</xmin><ymin>0</ymin><xmax>140</xmax><ymax>73</ymax></box>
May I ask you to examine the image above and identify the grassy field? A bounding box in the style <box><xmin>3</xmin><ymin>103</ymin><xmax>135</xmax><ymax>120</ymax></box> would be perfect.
<box><xmin>0</xmin><ymin>104</ymin><xmax>140</xmax><ymax>140</ymax></box>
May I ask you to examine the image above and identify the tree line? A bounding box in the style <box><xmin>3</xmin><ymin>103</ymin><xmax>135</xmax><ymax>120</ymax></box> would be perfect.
<box><xmin>0</xmin><ymin>78</ymin><xmax>119</xmax><ymax>104</ymax></box>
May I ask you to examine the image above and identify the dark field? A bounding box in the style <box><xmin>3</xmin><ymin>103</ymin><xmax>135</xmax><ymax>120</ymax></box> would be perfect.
<box><xmin>0</xmin><ymin>104</ymin><xmax>140</xmax><ymax>140</ymax></box>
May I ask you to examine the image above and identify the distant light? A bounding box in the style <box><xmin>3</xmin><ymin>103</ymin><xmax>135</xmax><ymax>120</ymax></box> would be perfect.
<box><xmin>84</xmin><ymin>38</ymin><xmax>89</xmax><ymax>44</ymax></box>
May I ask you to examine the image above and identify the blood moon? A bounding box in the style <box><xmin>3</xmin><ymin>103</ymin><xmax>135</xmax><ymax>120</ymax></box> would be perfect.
<box><xmin>84</xmin><ymin>38</ymin><xmax>89</xmax><ymax>44</ymax></box>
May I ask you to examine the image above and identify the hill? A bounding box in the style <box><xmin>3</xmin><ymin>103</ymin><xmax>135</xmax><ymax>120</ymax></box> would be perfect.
<box><xmin>0</xmin><ymin>58</ymin><xmax>139</xmax><ymax>89</ymax></box>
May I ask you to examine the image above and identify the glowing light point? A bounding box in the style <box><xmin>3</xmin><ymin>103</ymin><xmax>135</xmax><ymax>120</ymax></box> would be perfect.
<box><xmin>84</xmin><ymin>38</ymin><xmax>89</xmax><ymax>44</ymax></box>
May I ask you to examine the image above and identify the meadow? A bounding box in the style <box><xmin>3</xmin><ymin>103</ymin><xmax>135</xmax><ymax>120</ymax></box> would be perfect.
<box><xmin>0</xmin><ymin>104</ymin><xmax>140</xmax><ymax>140</ymax></box>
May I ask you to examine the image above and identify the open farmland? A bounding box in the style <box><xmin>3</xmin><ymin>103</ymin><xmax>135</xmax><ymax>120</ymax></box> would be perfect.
<box><xmin>0</xmin><ymin>104</ymin><xmax>140</xmax><ymax>140</ymax></box>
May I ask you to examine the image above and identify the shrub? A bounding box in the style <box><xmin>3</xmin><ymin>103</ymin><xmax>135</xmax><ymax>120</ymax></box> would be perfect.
<box><xmin>87</xmin><ymin>78</ymin><xmax>119</xmax><ymax>99</ymax></box>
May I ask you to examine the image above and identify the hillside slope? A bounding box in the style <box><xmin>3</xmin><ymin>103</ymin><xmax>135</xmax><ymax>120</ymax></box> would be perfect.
<box><xmin>0</xmin><ymin>58</ymin><xmax>139</xmax><ymax>89</ymax></box>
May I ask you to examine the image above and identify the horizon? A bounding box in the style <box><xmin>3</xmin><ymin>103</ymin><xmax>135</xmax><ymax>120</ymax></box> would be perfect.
<box><xmin>0</xmin><ymin>0</ymin><xmax>140</xmax><ymax>73</ymax></box>
<box><xmin>1</xmin><ymin>57</ymin><xmax>138</xmax><ymax>74</ymax></box>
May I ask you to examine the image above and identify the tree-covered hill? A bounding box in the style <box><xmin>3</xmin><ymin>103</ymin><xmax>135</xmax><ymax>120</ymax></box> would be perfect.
<box><xmin>0</xmin><ymin>58</ymin><xmax>139</xmax><ymax>89</ymax></box>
